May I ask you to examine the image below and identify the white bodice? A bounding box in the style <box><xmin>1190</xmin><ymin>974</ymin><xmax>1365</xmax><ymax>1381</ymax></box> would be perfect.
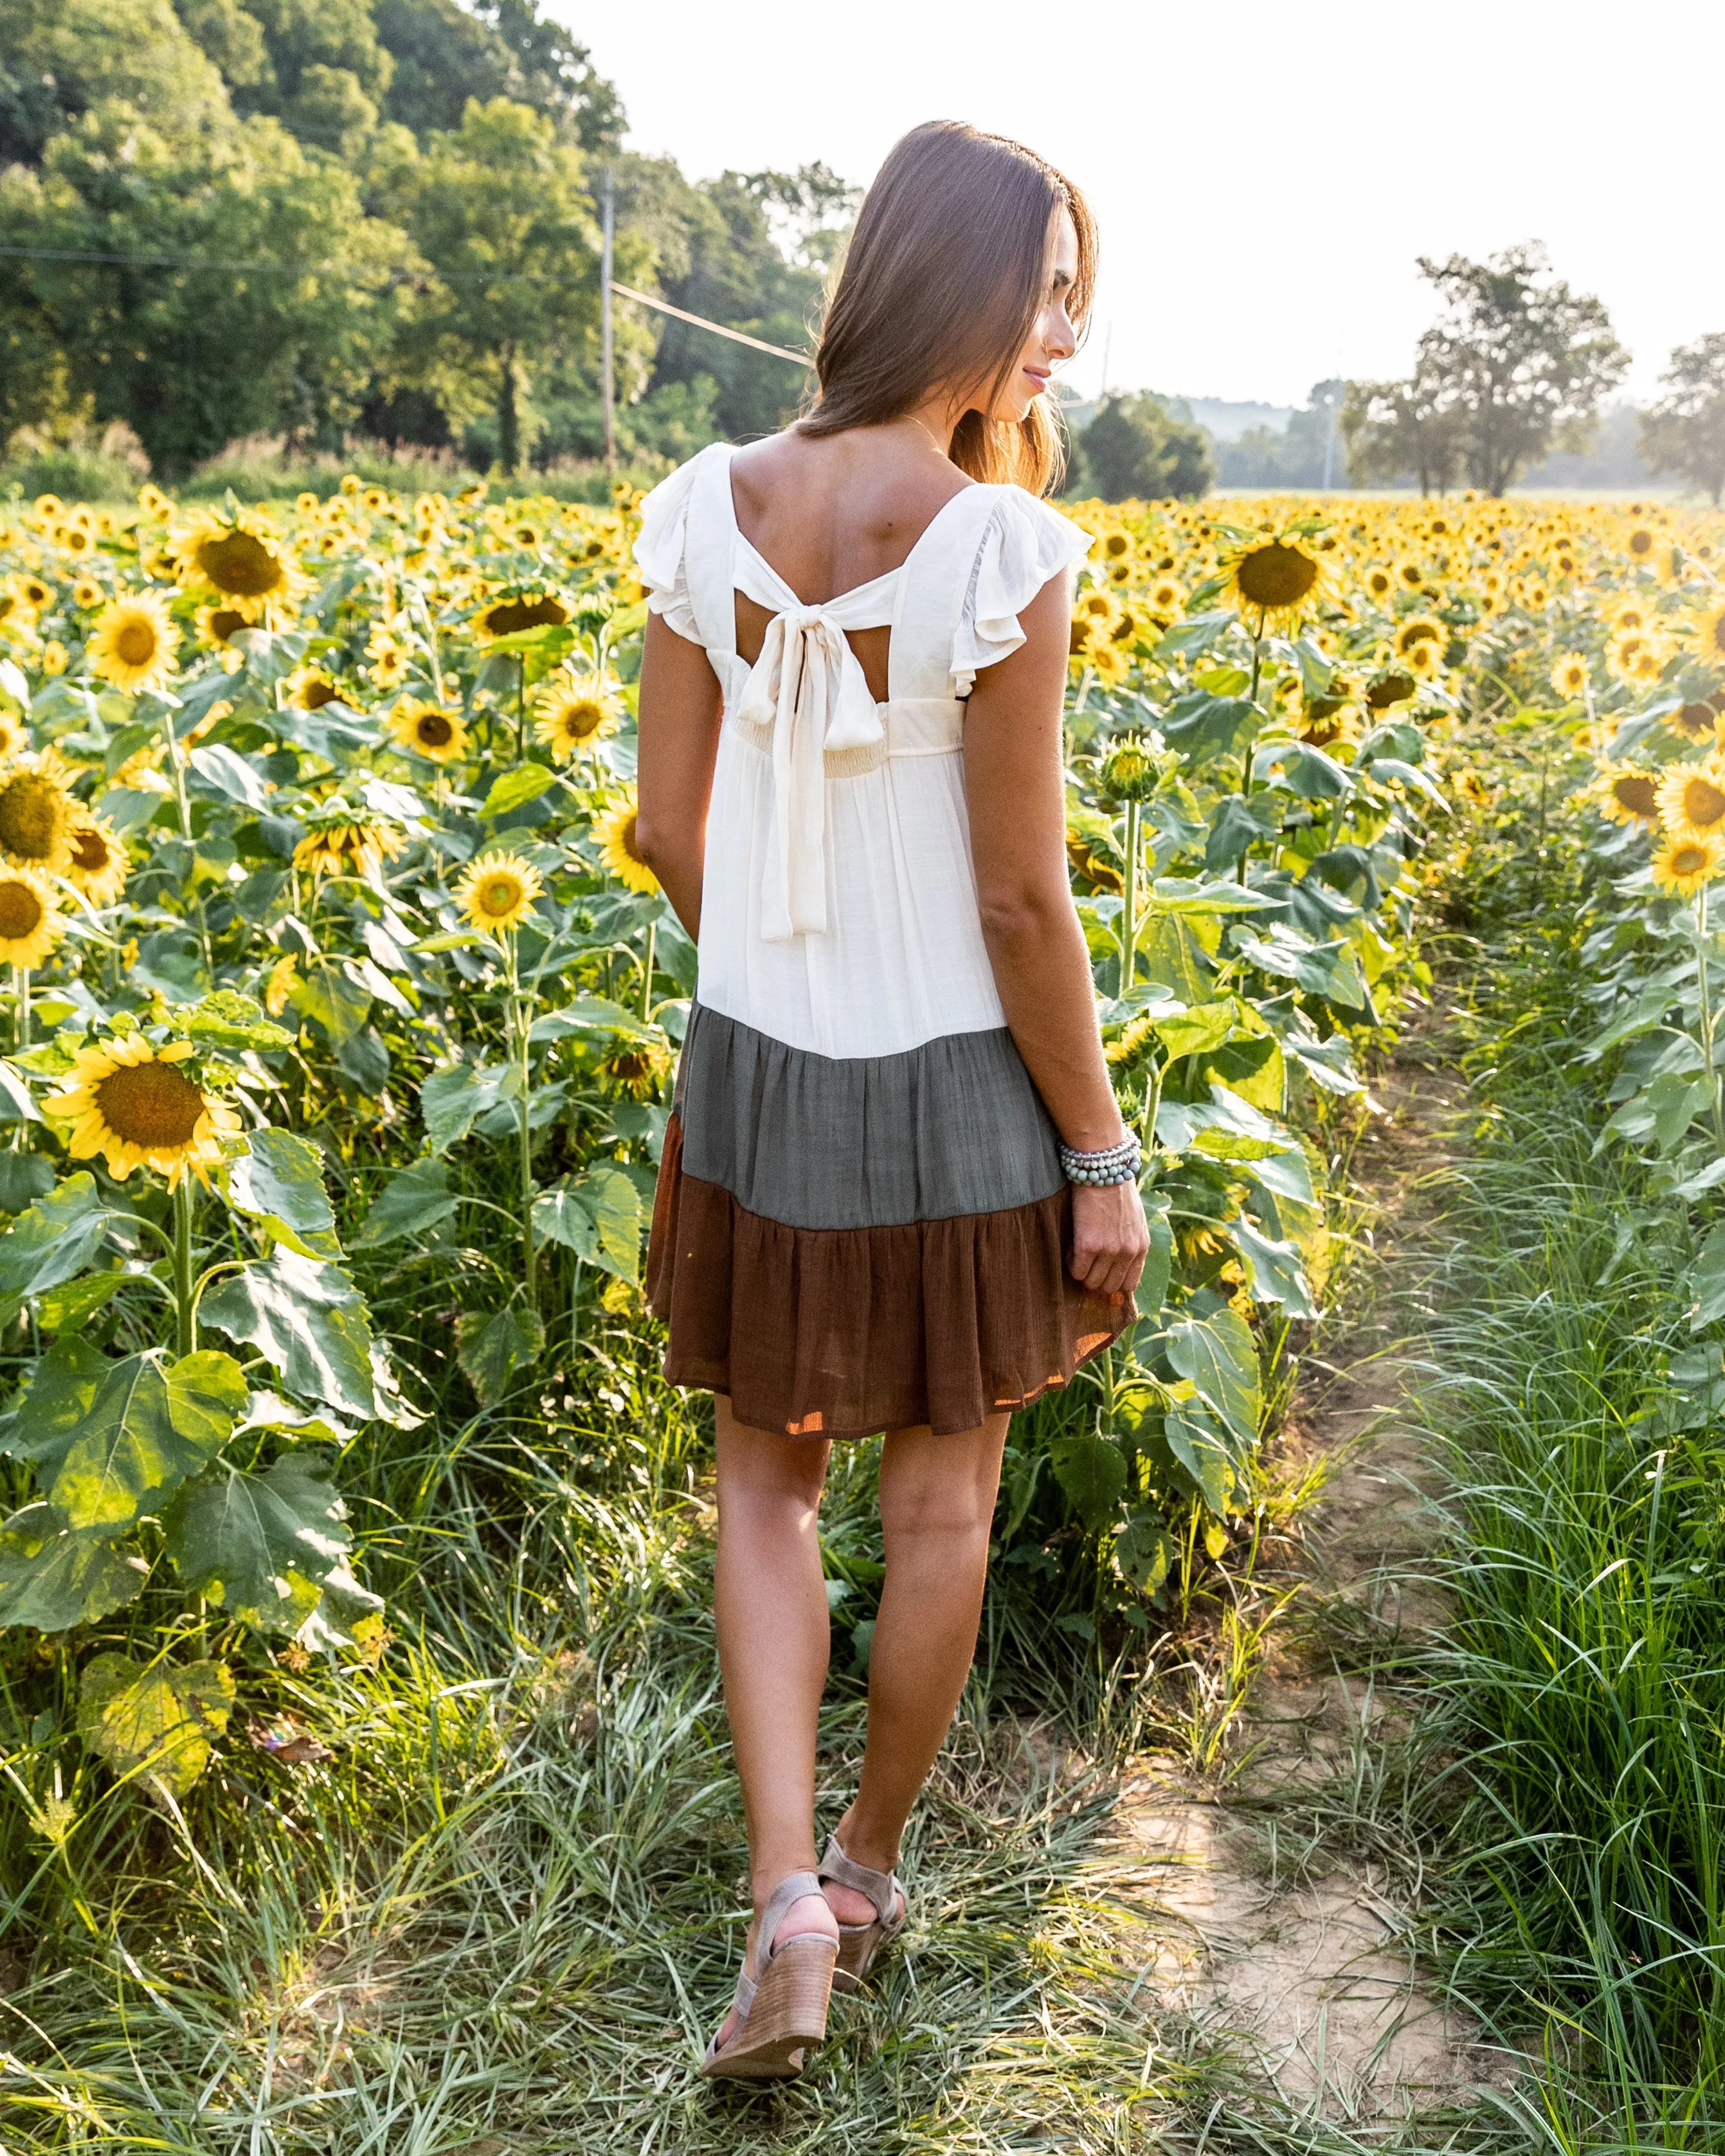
<box><xmin>635</xmin><ymin>440</ymin><xmax>1092</xmax><ymax>1059</ymax></box>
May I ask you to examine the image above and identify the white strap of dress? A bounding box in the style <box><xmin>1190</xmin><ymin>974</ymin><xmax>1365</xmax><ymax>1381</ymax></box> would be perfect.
<box><xmin>736</xmin><ymin>605</ymin><xmax>885</xmax><ymax>940</ymax></box>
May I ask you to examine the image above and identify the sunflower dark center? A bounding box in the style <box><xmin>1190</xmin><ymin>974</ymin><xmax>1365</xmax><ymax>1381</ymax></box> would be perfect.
<box><xmin>484</xmin><ymin>596</ymin><xmax>569</xmax><ymax>636</ymax></box>
<box><xmin>114</xmin><ymin>620</ymin><xmax>158</xmax><ymax>666</ymax></box>
<box><xmin>69</xmin><ymin>828</ymin><xmax>109</xmax><ymax>872</ymax></box>
<box><xmin>0</xmin><ymin>882</ymin><xmax>42</xmax><ymax>939</ymax></box>
<box><xmin>563</xmin><ymin>701</ymin><xmax>603</xmax><ymax>738</ymax></box>
<box><xmin>94</xmin><ymin>1061</ymin><xmax>205</xmax><ymax>1148</ymax></box>
<box><xmin>620</xmin><ymin>813</ymin><xmax>645</xmax><ymax>863</ymax></box>
<box><xmin>481</xmin><ymin>877</ymin><xmax>518</xmax><ymax>913</ymax></box>
<box><xmin>210</xmin><ymin>609</ymin><xmax>247</xmax><ymax>643</ymax></box>
<box><xmin>1674</xmin><ymin>845</ymin><xmax>1708</xmax><ymax>873</ymax></box>
<box><xmin>0</xmin><ymin>777</ymin><xmax>60</xmax><ymax>859</ymax></box>
<box><xmin>1629</xmin><ymin>530</ymin><xmax>1654</xmax><ymax>555</ymax></box>
<box><xmin>301</xmin><ymin>678</ymin><xmax>336</xmax><ymax>708</ymax></box>
<box><xmin>197</xmin><ymin>530</ymin><xmax>283</xmax><ymax>597</ymax></box>
<box><xmin>417</xmin><ymin>712</ymin><xmax>455</xmax><ymax>747</ymax></box>
<box><xmin>1615</xmin><ymin>775</ymin><xmax>1659</xmax><ymax>817</ymax></box>
<box><xmin>1366</xmin><ymin>672</ymin><xmax>1418</xmax><ymax>710</ymax></box>
<box><xmin>1236</xmin><ymin>543</ymin><xmax>1319</xmax><ymax>611</ymax></box>
<box><xmin>1683</xmin><ymin>778</ymin><xmax>1725</xmax><ymax>825</ymax></box>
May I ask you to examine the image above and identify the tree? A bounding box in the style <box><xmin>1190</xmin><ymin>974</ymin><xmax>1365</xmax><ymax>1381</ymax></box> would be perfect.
<box><xmin>1</xmin><ymin>103</ymin><xmax>413</xmax><ymax>474</ymax></box>
<box><xmin>1410</xmin><ymin>243</ymin><xmax>1628</xmax><ymax>496</ymax></box>
<box><xmin>1216</xmin><ymin>381</ymin><xmax>1347</xmax><ymax>489</ymax></box>
<box><xmin>373</xmin><ymin>96</ymin><xmax>610</xmax><ymax>474</ymax></box>
<box><xmin>0</xmin><ymin>0</ymin><xmax>230</xmax><ymax>167</ymax></box>
<box><xmin>1341</xmin><ymin>375</ymin><xmax>1465</xmax><ymax>495</ymax></box>
<box><xmin>1077</xmin><ymin>392</ymin><xmax>1213</xmax><ymax>501</ymax></box>
<box><xmin>644</xmin><ymin>165</ymin><xmax>854</xmax><ymax>443</ymax></box>
<box><xmin>1640</xmin><ymin>334</ymin><xmax>1725</xmax><ymax>505</ymax></box>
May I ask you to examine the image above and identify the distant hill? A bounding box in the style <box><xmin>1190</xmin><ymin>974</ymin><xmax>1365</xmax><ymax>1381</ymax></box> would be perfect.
<box><xmin>1176</xmin><ymin>397</ymin><xmax>1294</xmax><ymax>443</ymax></box>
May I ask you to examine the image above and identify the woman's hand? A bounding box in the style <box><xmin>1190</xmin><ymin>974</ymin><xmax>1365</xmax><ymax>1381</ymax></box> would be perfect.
<box><xmin>1068</xmin><ymin>1179</ymin><xmax>1152</xmax><ymax>1298</ymax></box>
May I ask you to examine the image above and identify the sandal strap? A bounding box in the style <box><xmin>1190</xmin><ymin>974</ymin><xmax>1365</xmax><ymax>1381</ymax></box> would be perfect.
<box><xmin>818</xmin><ymin>1834</ymin><xmax>901</xmax><ymax>1927</ymax></box>
<box><xmin>758</xmin><ymin>1868</ymin><xmax>826</xmax><ymax>1963</ymax></box>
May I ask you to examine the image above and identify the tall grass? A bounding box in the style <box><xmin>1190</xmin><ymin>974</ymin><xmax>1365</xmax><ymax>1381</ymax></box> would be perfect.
<box><xmin>1411</xmin><ymin>845</ymin><xmax>1725</xmax><ymax>2147</ymax></box>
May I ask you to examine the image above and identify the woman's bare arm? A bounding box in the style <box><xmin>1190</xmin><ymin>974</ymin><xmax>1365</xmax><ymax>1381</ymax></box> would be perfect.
<box><xmin>965</xmin><ymin>574</ymin><xmax>1149</xmax><ymax>1296</ymax></box>
<box><xmin>634</xmin><ymin>609</ymin><xmax>724</xmax><ymax>940</ymax></box>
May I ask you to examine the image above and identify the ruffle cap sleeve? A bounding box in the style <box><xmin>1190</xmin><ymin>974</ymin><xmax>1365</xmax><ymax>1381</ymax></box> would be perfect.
<box><xmin>633</xmin><ymin>443</ymin><xmax>723</xmax><ymax>645</ymax></box>
<box><xmin>951</xmin><ymin>489</ymin><xmax>1095</xmax><ymax>694</ymax></box>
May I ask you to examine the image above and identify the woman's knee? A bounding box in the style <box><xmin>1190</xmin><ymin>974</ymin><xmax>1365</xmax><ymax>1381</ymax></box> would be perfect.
<box><xmin>877</xmin><ymin>1420</ymin><xmax>1007</xmax><ymax>1545</ymax></box>
<box><xmin>716</xmin><ymin>1412</ymin><xmax>829</xmax><ymax>1518</ymax></box>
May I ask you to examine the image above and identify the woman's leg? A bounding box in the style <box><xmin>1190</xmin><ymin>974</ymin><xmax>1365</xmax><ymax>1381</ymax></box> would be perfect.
<box><xmin>711</xmin><ymin>1396</ymin><xmax>838</xmax><ymax>2031</ymax></box>
<box><xmin>825</xmin><ymin>1414</ymin><xmax>1010</xmax><ymax>1921</ymax></box>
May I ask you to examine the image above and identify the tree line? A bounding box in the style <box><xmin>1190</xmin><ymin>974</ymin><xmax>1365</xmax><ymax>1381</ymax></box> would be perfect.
<box><xmin>0</xmin><ymin>0</ymin><xmax>850</xmax><ymax>478</ymax></box>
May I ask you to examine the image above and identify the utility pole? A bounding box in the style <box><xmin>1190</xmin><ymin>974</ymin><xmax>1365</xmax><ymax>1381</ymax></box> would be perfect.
<box><xmin>600</xmin><ymin>167</ymin><xmax>615</xmax><ymax>474</ymax></box>
<box><xmin>1321</xmin><ymin>384</ymin><xmax>1339</xmax><ymax>490</ymax></box>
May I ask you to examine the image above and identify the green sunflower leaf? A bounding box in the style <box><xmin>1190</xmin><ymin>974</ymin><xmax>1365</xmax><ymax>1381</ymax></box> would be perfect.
<box><xmin>163</xmin><ymin>1454</ymin><xmax>362</xmax><ymax>1634</ymax></box>
<box><xmin>200</xmin><ymin>1252</ymin><xmax>376</xmax><ymax>1421</ymax></box>
<box><xmin>77</xmin><ymin>1653</ymin><xmax>235</xmax><ymax>1797</ymax></box>
<box><xmin>0</xmin><ymin>1341</ymin><xmax>246</xmax><ymax>1531</ymax></box>
<box><xmin>1049</xmin><ymin>1432</ymin><xmax>1129</xmax><ymax>1533</ymax></box>
<box><xmin>0</xmin><ymin>1173</ymin><xmax>116</xmax><ymax>1300</ymax></box>
<box><xmin>225</xmin><ymin>1129</ymin><xmax>341</xmax><ymax>1260</ymax></box>
<box><xmin>354</xmin><ymin>1160</ymin><xmax>459</xmax><ymax>1247</ymax></box>
<box><xmin>455</xmin><ymin>1306</ymin><xmax>545</xmax><ymax>1406</ymax></box>
<box><xmin>0</xmin><ymin>1503</ymin><xmax>149</xmax><ymax>1630</ymax></box>
<box><xmin>532</xmin><ymin>1164</ymin><xmax>642</xmax><ymax>1284</ymax></box>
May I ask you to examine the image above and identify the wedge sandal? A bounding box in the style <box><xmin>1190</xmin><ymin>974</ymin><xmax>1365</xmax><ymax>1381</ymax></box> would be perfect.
<box><xmin>701</xmin><ymin>1870</ymin><xmax>838</xmax><ymax>2081</ymax></box>
<box><xmin>818</xmin><ymin>1833</ymin><xmax>908</xmax><ymax>1993</ymax></box>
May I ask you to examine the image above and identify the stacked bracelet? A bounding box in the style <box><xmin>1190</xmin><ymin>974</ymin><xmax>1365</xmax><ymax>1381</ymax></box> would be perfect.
<box><xmin>1058</xmin><ymin>1134</ymin><xmax>1142</xmax><ymax>1187</ymax></box>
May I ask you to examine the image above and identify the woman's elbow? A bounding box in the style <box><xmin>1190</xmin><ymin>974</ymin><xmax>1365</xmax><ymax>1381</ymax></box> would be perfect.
<box><xmin>976</xmin><ymin>881</ymin><xmax>1071</xmax><ymax>946</ymax></box>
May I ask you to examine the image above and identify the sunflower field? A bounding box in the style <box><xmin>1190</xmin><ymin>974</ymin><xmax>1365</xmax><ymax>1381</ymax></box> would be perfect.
<box><xmin>1</xmin><ymin>471</ymin><xmax>1724</xmax><ymax>2138</ymax></box>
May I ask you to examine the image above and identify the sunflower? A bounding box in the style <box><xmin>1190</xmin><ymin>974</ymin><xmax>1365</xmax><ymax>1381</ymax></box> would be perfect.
<box><xmin>71</xmin><ymin>576</ymin><xmax>102</xmax><ymax>609</ymax></box>
<box><xmin>1066</xmin><ymin>809</ymin><xmax>1123</xmax><ymax>893</ymax></box>
<box><xmin>1362</xmin><ymin>565</ymin><xmax>1396</xmax><ymax>604</ymax></box>
<box><xmin>87</xmin><ymin>590</ymin><xmax>178</xmax><ymax>696</ymax></box>
<box><xmin>596</xmin><ymin>1039</ymin><xmax>674</xmax><ymax>1098</ymax></box>
<box><xmin>1220</xmin><ymin>532</ymin><xmax>1334</xmax><ymax>629</ymax></box>
<box><xmin>1144</xmin><ymin>575</ymin><xmax>1186</xmax><ymax>624</ymax></box>
<box><xmin>1393</xmin><ymin>615</ymin><xmax>1445</xmax><ymax>658</ymax></box>
<box><xmin>455</xmin><ymin>851</ymin><xmax>544</xmax><ymax>934</ymax></box>
<box><xmin>110</xmin><ymin>744</ymin><xmax>171</xmax><ymax>795</ymax></box>
<box><xmin>263</xmin><ymin>952</ymin><xmax>298</xmax><ymax>1018</ymax></box>
<box><xmin>292</xmin><ymin>802</ymin><xmax>405</xmax><ymax>881</ymax></box>
<box><xmin>0</xmin><ymin>867</ymin><xmax>64</xmax><ymax>967</ymax></box>
<box><xmin>1690</xmin><ymin>602</ymin><xmax>1725</xmax><ymax>670</ymax></box>
<box><xmin>1656</xmin><ymin>755</ymin><xmax>1725</xmax><ymax>844</ymax></box>
<box><xmin>284</xmin><ymin>665</ymin><xmax>342</xmax><ymax>713</ymax></box>
<box><xmin>45</xmin><ymin>1036</ymin><xmax>242</xmax><ymax>1189</ymax></box>
<box><xmin>1605</xmin><ymin>629</ymin><xmax>1666</xmax><ymax>685</ymax></box>
<box><xmin>594</xmin><ymin>794</ymin><xmax>659</xmax><ymax>895</ymax></box>
<box><xmin>471</xmin><ymin>591</ymin><xmax>570</xmax><ymax>642</ymax></box>
<box><xmin>136</xmin><ymin>483</ymin><xmax>171</xmax><ymax>520</ymax></box>
<box><xmin>0</xmin><ymin>752</ymin><xmax>74</xmax><ymax>871</ymax></box>
<box><xmin>1549</xmin><ymin>652</ymin><xmax>1592</xmax><ymax>701</ymax></box>
<box><xmin>63</xmin><ymin>813</ymin><xmax>128</xmax><ymax>906</ymax></box>
<box><xmin>40</xmin><ymin>642</ymin><xmax>66</xmax><ymax>678</ymax></box>
<box><xmin>368</xmin><ymin>643</ymin><xmax>410</xmax><ymax>690</ymax></box>
<box><xmin>19</xmin><ymin>576</ymin><xmax>50</xmax><ymax>609</ymax></box>
<box><xmin>1652</xmin><ymin>832</ymin><xmax>1723</xmax><ymax>897</ymax></box>
<box><xmin>194</xmin><ymin>602</ymin><xmax>252</xmax><ymax>649</ymax></box>
<box><xmin>534</xmin><ymin>671</ymin><xmax>622</xmax><ymax>761</ymax></box>
<box><xmin>169</xmin><ymin>508</ymin><xmax>305</xmax><ymax>615</ymax></box>
<box><xmin>1453</xmin><ymin>769</ymin><xmax>1492</xmax><ymax>809</ymax></box>
<box><xmin>386</xmin><ymin>697</ymin><xmax>468</xmax><ymax>763</ymax></box>
<box><xmin>1672</xmin><ymin>701</ymin><xmax>1723</xmax><ymax>742</ymax></box>
<box><xmin>1605</xmin><ymin>595</ymin><xmax>1652</xmax><ymax>634</ymax></box>
<box><xmin>1364</xmin><ymin>669</ymin><xmax>1418</xmax><ymax>712</ymax></box>
<box><xmin>0</xmin><ymin>712</ymin><xmax>27</xmax><ymax>764</ymax></box>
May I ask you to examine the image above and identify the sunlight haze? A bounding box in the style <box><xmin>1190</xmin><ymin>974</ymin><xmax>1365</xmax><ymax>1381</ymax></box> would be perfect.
<box><xmin>572</xmin><ymin>0</ymin><xmax>1715</xmax><ymax>411</ymax></box>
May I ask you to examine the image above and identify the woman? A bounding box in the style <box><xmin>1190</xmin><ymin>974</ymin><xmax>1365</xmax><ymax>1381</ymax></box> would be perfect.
<box><xmin>633</xmin><ymin>119</ymin><xmax>1150</xmax><ymax>2080</ymax></box>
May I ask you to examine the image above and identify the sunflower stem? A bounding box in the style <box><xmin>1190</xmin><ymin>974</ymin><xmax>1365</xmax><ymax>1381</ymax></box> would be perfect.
<box><xmin>507</xmin><ymin>937</ymin><xmax>536</xmax><ymax>1303</ymax></box>
<box><xmin>172</xmin><ymin>1178</ymin><xmax>196</xmax><ymax>1358</ymax></box>
<box><xmin>159</xmin><ymin>701</ymin><xmax>192</xmax><ymax>845</ymax></box>
<box><xmin>1238</xmin><ymin>611</ymin><xmax>1266</xmax><ymax>883</ymax></box>
<box><xmin>1119</xmin><ymin>799</ymin><xmax>1139</xmax><ymax>995</ymax></box>
<box><xmin>516</xmin><ymin>655</ymin><xmax>527</xmax><ymax>763</ymax></box>
<box><xmin>1699</xmin><ymin>886</ymin><xmax>1725</xmax><ymax>1153</ymax></box>
<box><xmin>14</xmin><ymin>965</ymin><xmax>27</xmax><ymax>1055</ymax></box>
<box><xmin>639</xmin><ymin>920</ymin><xmax>656</xmax><ymax>1024</ymax></box>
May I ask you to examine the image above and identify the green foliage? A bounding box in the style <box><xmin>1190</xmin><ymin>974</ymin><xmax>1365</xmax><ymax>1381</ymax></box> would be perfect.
<box><xmin>1076</xmin><ymin>391</ymin><xmax>1214</xmax><ymax>503</ymax></box>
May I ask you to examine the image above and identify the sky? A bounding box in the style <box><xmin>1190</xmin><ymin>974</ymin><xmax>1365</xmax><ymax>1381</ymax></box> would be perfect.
<box><xmin>570</xmin><ymin>0</ymin><xmax>1719</xmax><ymax>415</ymax></box>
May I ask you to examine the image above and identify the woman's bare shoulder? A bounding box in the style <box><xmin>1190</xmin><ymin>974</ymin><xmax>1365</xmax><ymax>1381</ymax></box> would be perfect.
<box><xmin>730</xmin><ymin>426</ymin><xmax>972</xmax><ymax>533</ymax></box>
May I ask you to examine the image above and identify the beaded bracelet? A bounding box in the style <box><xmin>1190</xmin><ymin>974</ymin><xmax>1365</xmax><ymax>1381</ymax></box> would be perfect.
<box><xmin>1058</xmin><ymin>1135</ymin><xmax>1143</xmax><ymax>1187</ymax></box>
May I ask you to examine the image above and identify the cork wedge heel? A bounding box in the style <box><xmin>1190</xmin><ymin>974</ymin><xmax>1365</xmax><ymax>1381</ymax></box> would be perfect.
<box><xmin>817</xmin><ymin>1833</ymin><xmax>908</xmax><ymax>1994</ymax></box>
<box><xmin>701</xmin><ymin>1871</ymin><xmax>838</xmax><ymax>2081</ymax></box>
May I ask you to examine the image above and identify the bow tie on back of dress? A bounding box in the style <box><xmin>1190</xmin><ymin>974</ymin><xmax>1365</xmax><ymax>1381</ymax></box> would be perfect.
<box><xmin>735</xmin><ymin>602</ymin><xmax>888</xmax><ymax>941</ymax></box>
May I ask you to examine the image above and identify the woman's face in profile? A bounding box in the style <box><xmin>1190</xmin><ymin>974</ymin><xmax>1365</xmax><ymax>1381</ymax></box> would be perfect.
<box><xmin>979</xmin><ymin>208</ymin><xmax>1080</xmax><ymax>426</ymax></box>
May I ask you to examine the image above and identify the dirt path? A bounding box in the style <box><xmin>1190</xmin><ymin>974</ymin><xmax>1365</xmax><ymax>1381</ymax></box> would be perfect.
<box><xmin>1102</xmin><ymin>1039</ymin><xmax>1513</xmax><ymax>2128</ymax></box>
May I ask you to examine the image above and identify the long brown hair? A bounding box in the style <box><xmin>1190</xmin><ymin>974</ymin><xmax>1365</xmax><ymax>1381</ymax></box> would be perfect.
<box><xmin>799</xmin><ymin>121</ymin><xmax>1096</xmax><ymax>496</ymax></box>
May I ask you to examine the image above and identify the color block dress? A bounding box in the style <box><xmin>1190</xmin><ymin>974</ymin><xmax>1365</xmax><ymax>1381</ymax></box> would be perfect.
<box><xmin>638</xmin><ymin>440</ymin><xmax>1129</xmax><ymax>1438</ymax></box>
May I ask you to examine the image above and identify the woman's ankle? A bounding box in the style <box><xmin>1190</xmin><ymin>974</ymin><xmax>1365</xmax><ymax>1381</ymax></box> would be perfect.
<box><xmin>835</xmin><ymin>1804</ymin><xmax>902</xmax><ymax>1877</ymax></box>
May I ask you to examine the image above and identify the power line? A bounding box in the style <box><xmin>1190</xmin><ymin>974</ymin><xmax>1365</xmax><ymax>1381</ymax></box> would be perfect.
<box><xmin>0</xmin><ymin>242</ymin><xmax>812</xmax><ymax>363</ymax></box>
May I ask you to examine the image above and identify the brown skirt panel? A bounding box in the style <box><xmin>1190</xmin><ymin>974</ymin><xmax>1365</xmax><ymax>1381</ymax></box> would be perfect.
<box><xmin>646</xmin><ymin>1111</ymin><xmax>1131</xmax><ymax>1439</ymax></box>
